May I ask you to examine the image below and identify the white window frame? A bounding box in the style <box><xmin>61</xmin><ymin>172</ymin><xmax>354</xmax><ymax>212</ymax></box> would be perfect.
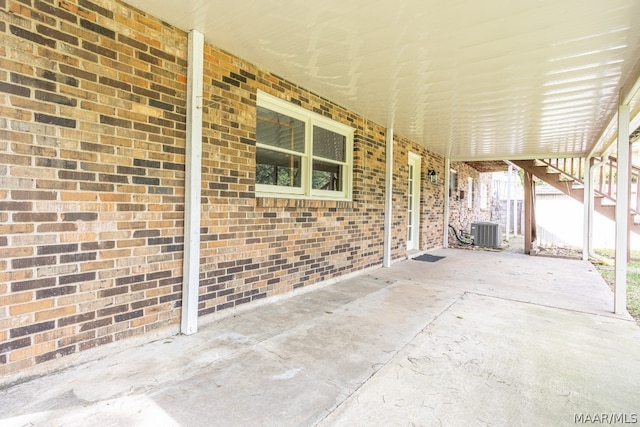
<box><xmin>407</xmin><ymin>152</ymin><xmax>422</xmax><ymax>251</ymax></box>
<box><xmin>467</xmin><ymin>177</ymin><xmax>473</xmax><ymax>209</ymax></box>
<box><xmin>480</xmin><ymin>182</ymin><xmax>488</xmax><ymax>209</ymax></box>
<box><xmin>449</xmin><ymin>169</ymin><xmax>457</xmax><ymax>198</ymax></box>
<box><xmin>256</xmin><ymin>91</ymin><xmax>353</xmax><ymax>201</ymax></box>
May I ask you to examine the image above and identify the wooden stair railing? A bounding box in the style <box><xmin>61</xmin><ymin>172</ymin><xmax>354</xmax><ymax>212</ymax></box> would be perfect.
<box><xmin>510</xmin><ymin>157</ymin><xmax>640</xmax><ymax>235</ymax></box>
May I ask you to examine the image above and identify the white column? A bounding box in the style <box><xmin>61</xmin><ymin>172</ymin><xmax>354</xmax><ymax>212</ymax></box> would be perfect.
<box><xmin>513</xmin><ymin>175</ymin><xmax>518</xmax><ymax>235</ymax></box>
<box><xmin>506</xmin><ymin>165</ymin><xmax>512</xmax><ymax>242</ymax></box>
<box><xmin>383</xmin><ymin>128</ymin><xmax>394</xmax><ymax>267</ymax></box>
<box><xmin>582</xmin><ymin>157</ymin><xmax>591</xmax><ymax>261</ymax></box>
<box><xmin>443</xmin><ymin>157</ymin><xmax>451</xmax><ymax>247</ymax></box>
<box><xmin>588</xmin><ymin>161</ymin><xmax>599</xmax><ymax>256</ymax></box>
<box><xmin>181</xmin><ymin>30</ymin><xmax>204</xmax><ymax>335</ymax></box>
<box><xmin>614</xmin><ymin>104</ymin><xmax>630</xmax><ymax>315</ymax></box>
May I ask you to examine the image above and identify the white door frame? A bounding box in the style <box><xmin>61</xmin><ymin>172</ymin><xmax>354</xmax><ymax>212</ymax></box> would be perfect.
<box><xmin>407</xmin><ymin>153</ymin><xmax>421</xmax><ymax>251</ymax></box>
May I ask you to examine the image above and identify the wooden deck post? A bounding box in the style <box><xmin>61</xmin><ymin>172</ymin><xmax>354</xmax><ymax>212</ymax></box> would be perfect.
<box><xmin>523</xmin><ymin>171</ymin><xmax>537</xmax><ymax>255</ymax></box>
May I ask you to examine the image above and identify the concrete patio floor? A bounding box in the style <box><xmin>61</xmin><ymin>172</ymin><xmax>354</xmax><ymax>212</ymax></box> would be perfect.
<box><xmin>1</xmin><ymin>248</ymin><xmax>639</xmax><ymax>426</ymax></box>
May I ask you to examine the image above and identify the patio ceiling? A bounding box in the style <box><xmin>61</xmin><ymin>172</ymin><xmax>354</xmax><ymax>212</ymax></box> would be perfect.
<box><xmin>124</xmin><ymin>0</ymin><xmax>640</xmax><ymax>161</ymax></box>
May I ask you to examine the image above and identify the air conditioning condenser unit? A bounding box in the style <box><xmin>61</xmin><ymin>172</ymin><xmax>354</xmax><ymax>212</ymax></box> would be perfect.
<box><xmin>471</xmin><ymin>222</ymin><xmax>502</xmax><ymax>248</ymax></box>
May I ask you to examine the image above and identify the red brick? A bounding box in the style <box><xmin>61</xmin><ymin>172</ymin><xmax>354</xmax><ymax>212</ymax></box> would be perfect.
<box><xmin>0</xmin><ymin>0</ymin><xmax>467</xmax><ymax>379</ymax></box>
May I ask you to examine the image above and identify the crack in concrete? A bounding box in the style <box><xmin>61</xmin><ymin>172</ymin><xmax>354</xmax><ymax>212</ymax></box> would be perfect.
<box><xmin>464</xmin><ymin>290</ymin><xmax>635</xmax><ymax>321</ymax></box>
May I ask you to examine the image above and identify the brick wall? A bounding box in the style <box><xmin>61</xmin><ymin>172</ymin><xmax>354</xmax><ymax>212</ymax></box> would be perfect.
<box><xmin>492</xmin><ymin>199</ymin><xmax>524</xmax><ymax>235</ymax></box>
<box><xmin>194</xmin><ymin>48</ymin><xmax>392</xmax><ymax>315</ymax></box>
<box><xmin>392</xmin><ymin>135</ymin><xmax>445</xmax><ymax>256</ymax></box>
<box><xmin>449</xmin><ymin>162</ymin><xmax>493</xmax><ymax>233</ymax></box>
<box><xmin>0</xmin><ymin>0</ymin><xmax>489</xmax><ymax>380</ymax></box>
<box><xmin>1</xmin><ymin>0</ymin><xmax>188</xmax><ymax>376</ymax></box>
<box><xmin>422</xmin><ymin>151</ymin><xmax>446</xmax><ymax>249</ymax></box>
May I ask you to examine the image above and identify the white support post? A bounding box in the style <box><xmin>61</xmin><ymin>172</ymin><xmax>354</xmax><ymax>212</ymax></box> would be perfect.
<box><xmin>181</xmin><ymin>30</ymin><xmax>204</xmax><ymax>335</ymax></box>
<box><xmin>614</xmin><ymin>103</ymin><xmax>630</xmax><ymax>315</ymax></box>
<box><xmin>588</xmin><ymin>160</ymin><xmax>603</xmax><ymax>256</ymax></box>
<box><xmin>443</xmin><ymin>157</ymin><xmax>451</xmax><ymax>247</ymax></box>
<box><xmin>506</xmin><ymin>164</ymin><xmax>512</xmax><ymax>242</ymax></box>
<box><xmin>513</xmin><ymin>175</ymin><xmax>518</xmax><ymax>235</ymax></box>
<box><xmin>383</xmin><ymin>128</ymin><xmax>394</xmax><ymax>267</ymax></box>
<box><xmin>582</xmin><ymin>157</ymin><xmax>591</xmax><ymax>261</ymax></box>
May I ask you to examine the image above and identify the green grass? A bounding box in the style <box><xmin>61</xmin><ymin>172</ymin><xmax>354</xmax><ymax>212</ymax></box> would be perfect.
<box><xmin>594</xmin><ymin>249</ymin><xmax>640</xmax><ymax>325</ymax></box>
<box><xmin>594</xmin><ymin>248</ymin><xmax>640</xmax><ymax>269</ymax></box>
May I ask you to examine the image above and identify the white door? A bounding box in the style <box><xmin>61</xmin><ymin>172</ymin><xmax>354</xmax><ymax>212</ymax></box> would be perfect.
<box><xmin>407</xmin><ymin>153</ymin><xmax>421</xmax><ymax>251</ymax></box>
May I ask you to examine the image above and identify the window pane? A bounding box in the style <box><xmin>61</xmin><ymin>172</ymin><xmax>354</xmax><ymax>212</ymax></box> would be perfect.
<box><xmin>313</xmin><ymin>126</ymin><xmax>345</xmax><ymax>161</ymax></box>
<box><xmin>256</xmin><ymin>147</ymin><xmax>301</xmax><ymax>187</ymax></box>
<box><xmin>312</xmin><ymin>160</ymin><xmax>342</xmax><ymax>191</ymax></box>
<box><xmin>449</xmin><ymin>170</ymin><xmax>457</xmax><ymax>198</ymax></box>
<box><xmin>257</xmin><ymin>106</ymin><xmax>305</xmax><ymax>153</ymax></box>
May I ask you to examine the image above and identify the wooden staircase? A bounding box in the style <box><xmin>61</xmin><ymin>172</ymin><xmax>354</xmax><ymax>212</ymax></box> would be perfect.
<box><xmin>511</xmin><ymin>157</ymin><xmax>640</xmax><ymax>235</ymax></box>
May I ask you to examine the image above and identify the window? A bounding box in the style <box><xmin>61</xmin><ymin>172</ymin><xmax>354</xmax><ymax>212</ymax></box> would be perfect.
<box><xmin>480</xmin><ymin>183</ymin><xmax>488</xmax><ymax>209</ymax></box>
<box><xmin>467</xmin><ymin>177</ymin><xmax>473</xmax><ymax>209</ymax></box>
<box><xmin>256</xmin><ymin>91</ymin><xmax>353</xmax><ymax>200</ymax></box>
<box><xmin>449</xmin><ymin>169</ymin><xmax>457</xmax><ymax>198</ymax></box>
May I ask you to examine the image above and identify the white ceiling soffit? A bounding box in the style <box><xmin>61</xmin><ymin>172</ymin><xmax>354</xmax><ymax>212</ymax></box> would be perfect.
<box><xmin>125</xmin><ymin>0</ymin><xmax>640</xmax><ymax>161</ymax></box>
